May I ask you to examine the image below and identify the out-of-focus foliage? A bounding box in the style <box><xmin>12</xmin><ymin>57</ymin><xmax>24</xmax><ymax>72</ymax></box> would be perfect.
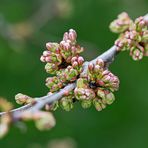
<box><xmin>0</xmin><ymin>0</ymin><xmax>148</xmax><ymax>148</ymax></box>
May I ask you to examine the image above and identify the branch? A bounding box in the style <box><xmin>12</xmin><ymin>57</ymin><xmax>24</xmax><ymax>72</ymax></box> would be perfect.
<box><xmin>0</xmin><ymin>13</ymin><xmax>148</xmax><ymax>122</ymax></box>
<box><xmin>0</xmin><ymin>46</ymin><xmax>117</xmax><ymax>117</ymax></box>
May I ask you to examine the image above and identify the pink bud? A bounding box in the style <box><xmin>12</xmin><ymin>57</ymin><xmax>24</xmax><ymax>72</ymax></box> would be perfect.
<box><xmin>63</xmin><ymin>32</ymin><xmax>69</xmax><ymax>41</ymax></box>
<box><xmin>55</xmin><ymin>48</ymin><xmax>60</xmax><ymax>54</ymax></box>
<box><xmin>94</xmin><ymin>65</ymin><xmax>100</xmax><ymax>72</ymax></box>
<box><xmin>72</xmin><ymin>61</ymin><xmax>78</xmax><ymax>67</ymax></box>
<box><xmin>71</xmin><ymin>46</ymin><xmax>77</xmax><ymax>53</ymax></box>
<box><xmin>88</xmin><ymin>63</ymin><xmax>94</xmax><ymax>71</ymax></box>
<box><xmin>96</xmin><ymin>59</ymin><xmax>104</xmax><ymax>67</ymax></box>
<box><xmin>102</xmin><ymin>70</ymin><xmax>110</xmax><ymax>76</ymax></box>
<box><xmin>103</xmin><ymin>75</ymin><xmax>111</xmax><ymax>82</ymax></box>
<box><xmin>78</xmin><ymin>56</ymin><xmax>84</xmax><ymax>65</ymax></box>
<box><xmin>45</xmin><ymin>57</ymin><xmax>51</xmax><ymax>62</ymax></box>
<box><xmin>46</xmin><ymin>42</ymin><xmax>52</xmax><ymax>50</ymax></box>
<box><xmin>71</xmin><ymin>57</ymin><xmax>77</xmax><ymax>63</ymax></box>
<box><xmin>40</xmin><ymin>56</ymin><xmax>45</xmax><ymax>62</ymax></box>
<box><xmin>97</xmin><ymin>80</ymin><xmax>105</xmax><ymax>86</ymax></box>
<box><xmin>69</xmin><ymin>29</ymin><xmax>77</xmax><ymax>41</ymax></box>
<box><xmin>139</xmin><ymin>21</ymin><xmax>145</xmax><ymax>27</ymax></box>
<box><xmin>43</xmin><ymin>50</ymin><xmax>50</xmax><ymax>56</ymax></box>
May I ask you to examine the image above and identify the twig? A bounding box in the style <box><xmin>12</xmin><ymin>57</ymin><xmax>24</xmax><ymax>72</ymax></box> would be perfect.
<box><xmin>0</xmin><ymin>45</ymin><xmax>117</xmax><ymax>118</ymax></box>
<box><xmin>0</xmin><ymin>13</ymin><xmax>148</xmax><ymax>120</ymax></box>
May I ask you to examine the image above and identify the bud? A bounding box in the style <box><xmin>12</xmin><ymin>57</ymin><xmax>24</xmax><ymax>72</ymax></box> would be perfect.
<box><xmin>45</xmin><ymin>63</ymin><xmax>58</xmax><ymax>74</ymax></box>
<box><xmin>76</xmin><ymin>78</ymin><xmax>88</xmax><ymax>89</ymax></box>
<box><xmin>88</xmin><ymin>63</ymin><xmax>94</xmax><ymax>71</ymax></box>
<box><xmin>97</xmin><ymin>88</ymin><xmax>106</xmax><ymax>99</ymax></box>
<box><xmin>60</xmin><ymin>97</ymin><xmax>74</xmax><ymax>111</ymax></box>
<box><xmin>93</xmin><ymin>98</ymin><xmax>102</xmax><ymax>111</ymax></box>
<box><xmin>105</xmin><ymin>91</ymin><xmax>115</xmax><ymax>105</ymax></box>
<box><xmin>142</xmin><ymin>30</ymin><xmax>148</xmax><ymax>42</ymax></box>
<box><xmin>74</xmin><ymin>87</ymin><xmax>95</xmax><ymax>101</ymax></box>
<box><xmin>46</xmin><ymin>42</ymin><xmax>59</xmax><ymax>52</ymax></box>
<box><xmin>68</xmin><ymin>29</ymin><xmax>77</xmax><ymax>42</ymax></box>
<box><xmin>114</xmin><ymin>38</ymin><xmax>127</xmax><ymax>51</ymax></box>
<box><xmin>96</xmin><ymin>59</ymin><xmax>104</xmax><ymax>67</ymax></box>
<box><xmin>135</xmin><ymin>16</ymin><xmax>146</xmax><ymax>31</ymax></box>
<box><xmin>63</xmin><ymin>29</ymin><xmax>77</xmax><ymax>43</ymax></box>
<box><xmin>40</xmin><ymin>50</ymin><xmax>62</xmax><ymax>65</ymax></box>
<box><xmin>65</xmin><ymin>66</ymin><xmax>78</xmax><ymax>81</ymax></box>
<box><xmin>131</xmin><ymin>47</ymin><xmax>143</xmax><ymax>61</ymax></box>
<box><xmin>35</xmin><ymin>112</ymin><xmax>56</xmax><ymax>131</ymax></box>
<box><xmin>109</xmin><ymin>12</ymin><xmax>131</xmax><ymax>33</ymax></box>
<box><xmin>46</xmin><ymin>77</ymin><xmax>63</xmax><ymax>92</ymax></box>
<box><xmin>77</xmin><ymin>56</ymin><xmax>84</xmax><ymax>65</ymax></box>
<box><xmin>81</xmin><ymin>99</ymin><xmax>92</xmax><ymax>109</ymax></box>
<box><xmin>15</xmin><ymin>93</ymin><xmax>34</xmax><ymax>105</ymax></box>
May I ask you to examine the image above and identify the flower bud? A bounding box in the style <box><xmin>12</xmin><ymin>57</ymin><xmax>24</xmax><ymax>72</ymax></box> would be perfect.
<box><xmin>15</xmin><ymin>93</ymin><xmax>34</xmax><ymax>105</ymax></box>
<box><xmin>93</xmin><ymin>98</ymin><xmax>102</xmax><ymax>111</ymax></box>
<box><xmin>60</xmin><ymin>97</ymin><xmax>74</xmax><ymax>111</ymax></box>
<box><xmin>45</xmin><ymin>63</ymin><xmax>58</xmax><ymax>74</ymax></box>
<box><xmin>142</xmin><ymin>30</ymin><xmax>148</xmax><ymax>42</ymax></box>
<box><xmin>46</xmin><ymin>42</ymin><xmax>59</xmax><ymax>52</ymax></box>
<box><xmin>74</xmin><ymin>87</ymin><xmax>95</xmax><ymax>101</ymax></box>
<box><xmin>135</xmin><ymin>16</ymin><xmax>146</xmax><ymax>31</ymax></box>
<box><xmin>109</xmin><ymin>12</ymin><xmax>131</xmax><ymax>33</ymax></box>
<box><xmin>81</xmin><ymin>99</ymin><xmax>92</xmax><ymax>109</ymax></box>
<box><xmin>35</xmin><ymin>112</ymin><xmax>56</xmax><ymax>131</ymax></box>
<box><xmin>105</xmin><ymin>91</ymin><xmax>115</xmax><ymax>105</ymax></box>
<box><xmin>131</xmin><ymin>47</ymin><xmax>143</xmax><ymax>61</ymax></box>
<box><xmin>76</xmin><ymin>78</ymin><xmax>88</xmax><ymax>88</ymax></box>
<box><xmin>96</xmin><ymin>59</ymin><xmax>104</xmax><ymax>67</ymax></box>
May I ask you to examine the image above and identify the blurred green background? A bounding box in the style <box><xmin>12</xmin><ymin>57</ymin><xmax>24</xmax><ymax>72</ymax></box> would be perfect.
<box><xmin>0</xmin><ymin>0</ymin><xmax>148</xmax><ymax>148</ymax></box>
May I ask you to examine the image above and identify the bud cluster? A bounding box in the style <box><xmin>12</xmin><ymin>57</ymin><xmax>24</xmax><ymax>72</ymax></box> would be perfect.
<box><xmin>110</xmin><ymin>12</ymin><xmax>148</xmax><ymax>60</ymax></box>
<box><xmin>74</xmin><ymin>59</ymin><xmax>119</xmax><ymax>111</ymax></box>
<box><xmin>87</xmin><ymin>59</ymin><xmax>119</xmax><ymax>92</ymax></box>
<box><xmin>40</xmin><ymin>29</ymin><xmax>85</xmax><ymax>93</ymax></box>
<box><xmin>39</xmin><ymin>29</ymin><xmax>86</xmax><ymax>111</ymax></box>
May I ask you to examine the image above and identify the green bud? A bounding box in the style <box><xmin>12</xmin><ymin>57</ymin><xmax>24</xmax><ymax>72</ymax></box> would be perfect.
<box><xmin>15</xmin><ymin>93</ymin><xmax>34</xmax><ymax>105</ymax></box>
<box><xmin>35</xmin><ymin>112</ymin><xmax>56</xmax><ymax>131</ymax></box>
<box><xmin>142</xmin><ymin>31</ymin><xmax>148</xmax><ymax>42</ymax></box>
<box><xmin>97</xmin><ymin>88</ymin><xmax>105</xmax><ymax>99</ymax></box>
<box><xmin>105</xmin><ymin>92</ymin><xmax>115</xmax><ymax>105</ymax></box>
<box><xmin>81</xmin><ymin>99</ymin><xmax>92</xmax><ymax>109</ymax></box>
<box><xmin>45</xmin><ymin>63</ymin><xmax>58</xmax><ymax>74</ymax></box>
<box><xmin>109</xmin><ymin>12</ymin><xmax>131</xmax><ymax>33</ymax></box>
<box><xmin>76</xmin><ymin>78</ymin><xmax>88</xmax><ymax>88</ymax></box>
<box><xmin>60</xmin><ymin>97</ymin><xmax>73</xmax><ymax>111</ymax></box>
<box><xmin>93</xmin><ymin>99</ymin><xmax>102</xmax><ymax>111</ymax></box>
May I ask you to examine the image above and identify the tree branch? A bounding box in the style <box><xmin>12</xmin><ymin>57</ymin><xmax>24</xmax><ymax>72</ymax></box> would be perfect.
<box><xmin>0</xmin><ymin>45</ymin><xmax>117</xmax><ymax>118</ymax></box>
<box><xmin>0</xmin><ymin>13</ymin><xmax>148</xmax><ymax>121</ymax></box>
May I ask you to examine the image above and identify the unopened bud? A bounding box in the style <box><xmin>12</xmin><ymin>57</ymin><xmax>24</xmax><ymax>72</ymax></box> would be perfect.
<box><xmin>60</xmin><ymin>97</ymin><xmax>73</xmax><ymax>111</ymax></box>
<box><xmin>81</xmin><ymin>100</ymin><xmax>92</xmax><ymax>109</ymax></box>
<box><xmin>15</xmin><ymin>93</ymin><xmax>34</xmax><ymax>105</ymax></box>
<box><xmin>97</xmin><ymin>88</ymin><xmax>105</xmax><ymax>99</ymax></box>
